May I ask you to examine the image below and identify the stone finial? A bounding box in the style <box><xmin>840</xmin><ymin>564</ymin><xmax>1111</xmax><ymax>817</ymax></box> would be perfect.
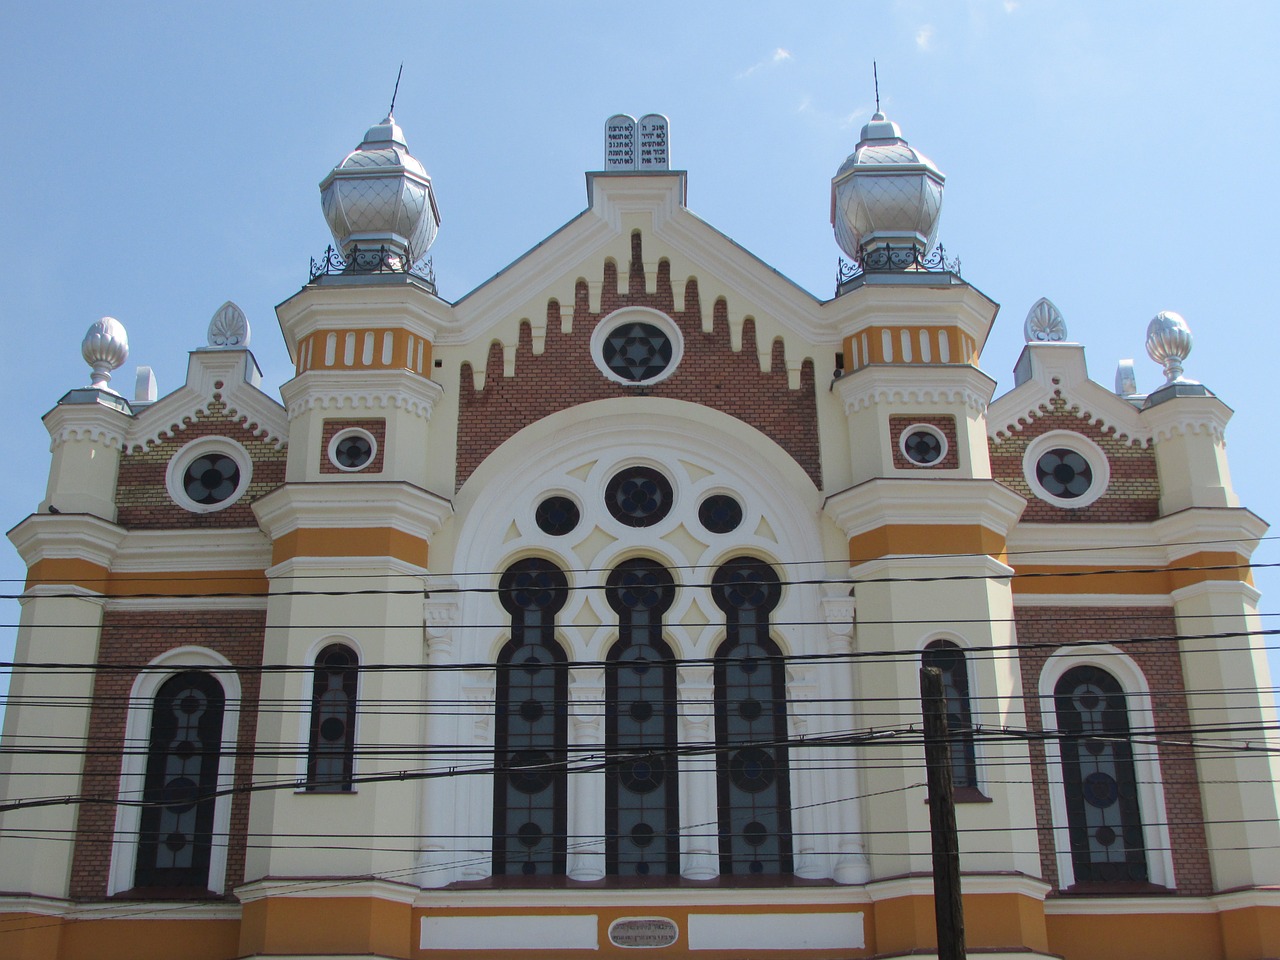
<box><xmin>1024</xmin><ymin>297</ymin><xmax>1068</xmax><ymax>342</ymax></box>
<box><xmin>208</xmin><ymin>300</ymin><xmax>251</xmax><ymax>348</ymax></box>
<box><xmin>81</xmin><ymin>317</ymin><xmax>129</xmax><ymax>392</ymax></box>
<box><xmin>1146</xmin><ymin>310</ymin><xmax>1193</xmax><ymax>384</ymax></box>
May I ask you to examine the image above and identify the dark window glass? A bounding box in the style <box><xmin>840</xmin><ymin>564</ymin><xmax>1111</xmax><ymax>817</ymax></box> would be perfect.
<box><xmin>1054</xmin><ymin>665</ymin><xmax>1148</xmax><ymax>884</ymax></box>
<box><xmin>602</xmin><ymin>322</ymin><xmax>673</xmax><ymax>382</ymax></box>
<box><xmin>1036</xmin><ymin>448</ymin><xmax>1092</xmax><ymax>499</ymax></box>
<box><xmin>605</xmin><ymin>466</ymin><xmax>673</xmax><ymax>528</ymax></box>
<box><xmin>135</xmin><ymin>671</ymin><xmax>225</xmax><ymax>890</ymax></box>
<box><xmin>922</xmin><ymin>640</ymin><xmax>978</xmax><ymax>788</ymax></box>
<box><xmin>334</xmin><ymin>434</ymin><xmax>373</xmax><ymax>469</ymax></box>
<box><xmin>904</xmin><ymin>430</ymin><xmax>942</xmax><ymax>465</ymax></box>
<box><xmin>183</xmin><ymin>454</ymin><xmax>240</xmax><ymax>505</ymax></box>
<box><xmin>698</xmin><ymin>494</ymin><xmax>743</xmax><ymax>534</ymax></box>
<box><xmin>605</xmin><ymin>558</ymin><xmax>679</xmax><ymax>876</ymax></box>
<box><xmin>493</xmin><ymin>558</ymin><xmax>569</xmax><ymax>877</ymax></box>
<box><xmin>535</xmin><ymin>496</ymin><xmax>580</xmax><ymax>537</ymax></box>
<box><xmin>711</xmin><ymin>557</ymin><xmax>793</xmax><ymax>876</ymax></box>
<box><xmin>307</xmin><ymin>644</ymin><xmax>358</xmax><ymax>792</ymax></box>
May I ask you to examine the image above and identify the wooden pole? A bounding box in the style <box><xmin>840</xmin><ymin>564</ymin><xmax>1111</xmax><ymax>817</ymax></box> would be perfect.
<box><xmin>921</xmin><ymin>665</ymin><xmax>966</xmax><ymax>960</ymax></box>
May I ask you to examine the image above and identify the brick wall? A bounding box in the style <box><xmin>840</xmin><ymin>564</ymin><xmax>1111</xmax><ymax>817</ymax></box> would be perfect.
<box><xmin>889</xmin><ymin>414</ymin><xmax>960</xmax><ymax>469</ymax></box>
<box><xmin>1015</xmin><ymin>605</ymin><xmax>1212</xmax><ymax>895</ymax></box>
<box><xmin>68</xmin><ymin>609</ymin><xmax>265</xmax><ymax>899</ymax></box>
<box><xmin>989</xmin><ymin>392</ymin><xmax>1159</xmax><ymax>523</ymax></box>
<box><xmin>116</xmin><ymin>400</ymin><xmax>286</xmax><ymax>529</ymax></box>
<box><xmin>456</xmin><ymin>231</ymin><xmax>821</xmax><ymax>490</ymax></box>
<box><xmin>319</xmin><ymin>418</ymin><xmax>386</xmax><ymax>474</ymax></box>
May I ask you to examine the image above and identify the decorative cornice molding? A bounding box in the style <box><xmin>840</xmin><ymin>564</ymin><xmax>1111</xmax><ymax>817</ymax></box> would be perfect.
<box><xmin>988</xmin><ymin>389</ymin><xmax>1150</xmax><ymax>447</ymax></box>
<box><xmin>834</xmin><ymin>363</ymin><xmax>995</xmax><ymax>416</ymax></box>
<box><xmin>840</xmin><ymin>382</ymin><xmax>990</xmax><ymax>415</ymax></box>
<box><xmin>282</xmin><ymin>369</ymin><xmax>444</xmax><ymax>421</ymax></box>
<box><xmin>43</xmin><ymin>402</ymin><xmax>130</xmax><ymax>451</ymax></box>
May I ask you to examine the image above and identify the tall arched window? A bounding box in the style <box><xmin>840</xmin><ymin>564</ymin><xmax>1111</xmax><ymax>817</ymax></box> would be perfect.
<box><xmin>605</xmin><ymin>558</ymin><xmax>679</xmax><ymax>877</ymax></box>
<box><xmin>307</xmin><ymin>643</ymin><xmax>358</xmax><ymax>792</ymax></box>
<box><xmin>922</xmin><ymin>640</ymin><xmax>978</xmax><ymax>790</ymax></box>
<box><xmin>711</xmin><ymin>556</ymin><xmax>793</xmax><ymax>876</ymax></box>
<box><xmin>493</xmin><ymin>558</ymin><xmax>569</xmax><ymax>876</ymax></box>
<box><xmin>1054</xmin><ymin>664</ymin><xmax>1148</xmax><ymax>884</ymax></box>
<box><xmin>135</xmin><ymin>671</ymin><xmax>225</xmax><ymax>890</ymax></box>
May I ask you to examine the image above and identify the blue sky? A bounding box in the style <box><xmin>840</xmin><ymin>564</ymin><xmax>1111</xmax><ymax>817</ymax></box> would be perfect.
<box><xmin>2</xmin><ymin>1</ymin><xmax>1278</xmax><ymax>705</ymax></box>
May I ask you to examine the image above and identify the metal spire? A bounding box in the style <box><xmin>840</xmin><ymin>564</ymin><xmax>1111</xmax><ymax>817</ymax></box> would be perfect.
<box><xmin>873</xmin><ymin>61</ymin><xmax>880</xmax><ymax>114</ymax></box>
<box><xmin>389</xmin><ymin>63</ymin><xmax>403</xmax><ymax>117</ymax></box>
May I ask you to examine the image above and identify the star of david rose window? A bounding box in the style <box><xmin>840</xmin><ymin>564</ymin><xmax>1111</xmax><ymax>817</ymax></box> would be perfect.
<box><xmin>591</xmin><ymin>307</ymin><xmax>684</xmax><ymax>386</ymax></box>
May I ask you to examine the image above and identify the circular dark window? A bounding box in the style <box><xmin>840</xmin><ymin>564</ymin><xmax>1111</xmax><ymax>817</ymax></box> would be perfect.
<box><xmin>535</xmin><ymin>496</ymin><xmax>580</xmax><ymax>536</ymax></box>
<box><xmin>729</xmin><ymin>747</ymin><xmax>776</xmax><ymax>793</ymax></box>
<box><xmin>1035</xmin><ymin>448</ymin><xmax>1093</xmax><ymax>499</ymax></box>
<box><xmin>183</xmin><ymin>454</ymin><xmax>241</xmax><ymax>505</ymax></box>
<box><xmin>698</xmin><ymin>494</ymin><xmax>743</xmax><ymax>534</ymax></box>
<box><xmin>619</xmin><ymin>756</ymin><xmax>666</xmax><ymax>794</ymax></box>
<box><xmin>605</xmin><ymin>467</ymin><xmax>673</xmax><ymax>527</ymax></box>
<box><xmin>630</xmin><ymin>822</ymin><xmax>655</xmax><ymax>848</ymax></box>
<box><xmin>903</xmin><ymin>429</ymin><xmax>942</xmax><ymax>465</ymax></box>
<box><xmin>711</xmin><ymin>557</ymin><xmax>782</xmax><ymax>614</ymax></box>
<box><xmin>602</xmin><ymin>322</ymin><xmax>673</xmax><ymax>382</ymax></box>
<box><xmin>334</xmin><ymin>434</ymin><xmax>373</xmax><ymax>469</ymax></box>
<box><xmin>507</xmin><ymin>750</ymin><xmax>554</xmax><ymax>794</ymax></box>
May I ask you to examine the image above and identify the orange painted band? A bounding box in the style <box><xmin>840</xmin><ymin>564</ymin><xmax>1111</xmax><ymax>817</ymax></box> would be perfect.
<box><xmin>271</xmin><ymin>526</ymin><xmax>429</xmax><ymax>566</ymax></box>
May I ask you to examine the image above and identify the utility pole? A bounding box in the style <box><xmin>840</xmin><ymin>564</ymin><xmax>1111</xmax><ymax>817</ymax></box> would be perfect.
<box><xmin>921</xmin><ymin>665</ymin><xmax>966</xmax><ymax>960</ymax></box>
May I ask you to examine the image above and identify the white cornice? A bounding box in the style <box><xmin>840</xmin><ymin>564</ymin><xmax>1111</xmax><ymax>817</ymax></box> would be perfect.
<box><xmin>252</xmin><ymin>481</ymin><xmax>453</xmax><ymax>541</ymax></box>
<box><xmin>42</xmin><ymin>400</ymin><xmax>131</xmax><ymax>451</ymax></box>
<box><xmin>824</xmin><ymin>477</ymin><xmax>1027</xmax><ymax>540</ymax></box>
<box><xmin>1139</xmin><ymin>392</ymin><xmax>1234</xmax><ymax>444</ymax></box>
<box><xmin>105</xmin><ymin>596</ymin><xmax>269</xmax><ymax>612</ymax></box>
<box><xmin>1153</xmin><ymin>507</ymin><xmax>1268</xmax><ymax>560</ymax></box>
<box><xmin>235</xmin><ymin>876</ymin><xmax>419</xmax><ymax>904</ymax></box>
<box><xmin>863</xmin><ymin>872</ymin><xmax>1050</xmax><ymax>902</ymax></box>
<box><xmin>281</xmin><ymin>368</ymin><xmax>444</xmax><ymax>421</ymax></box>
<box><xmin>125</xmin><ymin>349</ymin><xmax>287</xmax><ymax>452</ymax></box>
<box><xmin>835</xmin><ymin>363</ymin><xmax>995</xmax><ymax>415</ymax></box>
<box><xmin>7</xmin><ymin>513</ymin><xmax>126</xmax><ymax>568</ymax></box>
<box><xmin>275</xmin><ymin>281</ymin><xmax>453</xmax><ymax>359</ymax></box>
<box><xmin>846</xmin><ymin>552</ymin><xmax>1016</xmax><ymax>581</ymax></box>
<box><xmin>823</xmin><ymin>281</ymin><xmax>1000</xmax><ymax>354</ymax></box>
<box><xmin>265</xmin><ymin>555</ymin><xmax>432</xmax><ymax>579</ymax></box>
<box><xmin>110</xmin><ymin>528</ymin><xmax>270</xmax><ymax>573</ymax></box>
<box><xmin>1014</xmin><ymin>593</ymin><xmax>1174</xmax><ymax>607</ymax></box>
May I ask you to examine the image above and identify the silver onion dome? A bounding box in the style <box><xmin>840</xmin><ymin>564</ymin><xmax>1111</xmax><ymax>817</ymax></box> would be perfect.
<box><xmin>830</xmin><ymin>112</ymin><xmax>945</xmax><ymax>262</ymax></box>
<box><xmin>81</xmin><ymin>316</ymin><xmax>129</xmax><ymax>392</ymax></box>
<box><xmin>1146</xmin><ymin>310</ymin><xmax>1194</xmax><ymax>384</ymax></box>
<box><xmin>320</xmin><ymin>113</ymin><xmax>441</xmax><ymax>265</ymax></box>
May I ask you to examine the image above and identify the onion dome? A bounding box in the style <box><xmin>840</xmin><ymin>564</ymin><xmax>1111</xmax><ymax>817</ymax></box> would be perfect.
<box><xmin>320</xmin><ymin>114</ymin><xmax>441</xmax><ymax>266</ymax></box>
<box><xmin>81</xmin><ymin>316</ymin><xmax>128</xmax><ymax>392</ymax></box>
<box><xmin>830</xmin><ymin>112</ymin><xmax>945</xmax><ymax>262</ymax></box>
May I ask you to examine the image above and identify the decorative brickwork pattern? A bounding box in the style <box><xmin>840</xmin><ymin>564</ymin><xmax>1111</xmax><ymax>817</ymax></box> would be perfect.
<box><xmin>116</xmin><ymin>400</ymin><xmax>286</xmax><ymax>529</ymax></box>
<box><xmin>1015</xmin><ymin>605</ymin><xmax>1212</xmax><ymax>895</ymax></box>
<box><xmin>989</xmin><ymin>392</ymin><xmax>1159</xmax><ymax>523</ymax></box>
<box><xmin>889</xmin><ymin>415</ymin><xmax>960</xmax><ymax>469</ymax></box>
<box><xmin>456</xmin><ymin>232</ymin><xmax>820</xmax><ymax>490</ymax></box>
<box><xmin>319</xmin><ymin>418</ymin><xmax>386</xmax><ymax>474</ymax></box>
<box><xmin>68</xmin><ymin>609</ymin><xmax>265</xmax><ymax>899</ymax></box>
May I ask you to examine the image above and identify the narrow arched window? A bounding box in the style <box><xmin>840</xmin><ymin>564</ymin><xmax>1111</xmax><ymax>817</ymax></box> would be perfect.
<box><xmin>493</xmin><ymin>558</ymin><xmax>569</xmax><ymax>876</ymax></box>
<box><xmin>1054</xmin><ymin>664</ymin><xmax>1148</xmax><ymax>884</ymax></box>
<box><xmin>307</xmin><ymin>643</ymin><xmax>358</xmax><ymax>792</ymax></box>
<box><xmin>605</xmin><ymin>558</ymin><xmax>679</xmax><ymax>877</ymax></box>
<box><xmin>135</xmin><ymin>671</ymin><xmax>225</xmax><ymax>890</ymax></box>
<box><xmin>922</xmin><ymin>640</ymin><xmax>978</xmax><ymax>789</ymax></box>
<box><xmin>711</xmin><ymin>556</ymin><xmax>793</xmax><ymax>876</ymax></box>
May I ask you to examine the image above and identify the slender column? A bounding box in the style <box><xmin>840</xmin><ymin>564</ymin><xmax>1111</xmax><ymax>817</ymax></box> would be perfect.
<box><xmin>823</xmin><ymin>594</ymin><xmax>870</xmax><ymax>884</ymax></box>
<box><xmin>567</xmin><ymin>668</ymin><xmax>605</xmax><ymax>880</ymax></box>
<box><xmin>417</xmin><ymin>589</ymin><xmax>459</xmax><ymax>888</ymax></box>
<box><xmin>787</xmin><ymin>667</ymin><xmax>824</xmax><ymax>879</ymax></box>
<box><xmin>677</xmin><ymin>665</ymin><xmax>718</xmax><ymax>879</ymax></box>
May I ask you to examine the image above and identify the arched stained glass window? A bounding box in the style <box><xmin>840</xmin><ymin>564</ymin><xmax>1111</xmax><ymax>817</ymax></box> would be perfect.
<box><xmin>711</xmin><ymin>556</ymin><xmax>793</xmax><ymax>876</ymax></box>
<box><xmin>922</xmin><ymin>640</ymin><xmax>978</xmax><ymax>789</ymax></box>
<box><xmin>135</xmin><ymin>671</ymin><xmax>225</xmax><ymax>890</ymax></box>
<box><xmin>605</xmin><ymin>558</ymin><xmax>679</xmax><ymax>877</ymax></box>
<box><xmin>1054</xmin><ymin>664</ymin><xmax>1149</xmax><ymax>884</ymax></box>
<box><xmin>307</xmin><ymin>644</ymin><xmax>358</xmax><ymax>792</ymax></box>
<box><xmin>493</xmin><ymin>558</ymin><xmax>569</xmax><ymax>876</ymax></box>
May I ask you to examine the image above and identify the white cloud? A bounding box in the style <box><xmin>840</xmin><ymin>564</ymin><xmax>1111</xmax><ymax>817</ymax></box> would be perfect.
<box><xmin>1003</xmin><ymin>0</ymin><xmax>1019</xmax><ymax>11</ymax></box>
<box><xmin>916</xmin><ymin>24</ymin><xmax>935</xmax><ymax>51</ymax></box>
<box><xmin>738</xmin><ymin>47</ymin><xmax>795</xmax><ymax>79</ymax></box>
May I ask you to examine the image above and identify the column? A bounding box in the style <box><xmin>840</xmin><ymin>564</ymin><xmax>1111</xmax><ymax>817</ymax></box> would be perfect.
<box><xmin>678</xmin><ymin>664</ymin><xmax>718</xmax><ymax>879</ymax></box>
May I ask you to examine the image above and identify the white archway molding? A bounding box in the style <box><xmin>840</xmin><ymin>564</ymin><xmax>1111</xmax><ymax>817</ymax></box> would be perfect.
<box><xmin>1037</xmin><ymin>644</ymin><xmax>1175</xmax><ymax>890</ymax></box>
<box><xmin>108</xmin><ymin>646</ymin><xmax>242</xmax><ymax>897</ymax></box>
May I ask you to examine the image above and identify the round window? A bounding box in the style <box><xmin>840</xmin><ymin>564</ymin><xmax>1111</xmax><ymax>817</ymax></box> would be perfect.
<box><xmin>698</xmin><ymin>494</ymin><xmax>743</xmax><ymax>533</ymax></box>
<box><xmin>327</xmin><ymin>427</ymin><xmax>378</xmax><ymax>473</ymax></box>
<box><xmin>1022</xmin><ymin>431</ymin><xmax>1110</xmax><ymax>508</ymax></box>
<box><xmin>605</xmin><ymin>466</ymin><xmax>674</xmax><ymax>528</ymax></box>
<box><xmin>1035</xmin><ymin>448</ymin><xmax>1092</xmax><ymax>499</ymax></box>
<box><xmin>591</xmin><ymin>308</ymin><xmax>684</xmax><ymax>387</ymax></box>
<box><xmin>535</xmin><ymin>495</ymin><xmax>580</xmax><ymax>536</ymax></box>
<box><xmin>900</xmin><ymin>424</ymin><xmax>948</xmax><ymax>467</ymax></box>
<box><xmin>166</xmin><ymin>437</ymin><xmax>253</xmax><ymax>514</ymax></box>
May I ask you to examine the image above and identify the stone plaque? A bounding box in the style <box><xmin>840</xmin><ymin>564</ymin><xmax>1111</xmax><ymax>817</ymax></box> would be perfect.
<box><xmin>606</xmin><ymin>114</ymin><xmax>637</xmax><ymax>170</ymax></box>
<box><xmin>608</xmin><ymin>917</ymin><xmax>679</xmax><ymax>948</ymax></box>
<box><xmin>637</xmin><ymin>114</ymin><xmax>669</xmax><ymax>170</ymax></box>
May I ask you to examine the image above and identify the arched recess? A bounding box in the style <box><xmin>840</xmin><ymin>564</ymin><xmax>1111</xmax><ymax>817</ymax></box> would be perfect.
<box><xmin>1038</xmin><ymin>645</ymin><xmax>1174</xmax><ymax>890</ymax></box>
<box><xmin>920</xmin><ymin>636</ymin><xmax>980</xmax><ymax>791</ymax></box>
<box><xmin>108</xmin><ymin>647</ymin><xmax>242</xmax><ymax>897</ymax></box>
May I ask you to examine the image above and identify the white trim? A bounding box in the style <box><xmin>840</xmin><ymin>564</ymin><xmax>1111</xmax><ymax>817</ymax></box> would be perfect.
<box><xmin>590</xmin><ymin>306</ymin><xmax>684</xmax><ymax>387</ymax></box>
<box><xmin>1036</xmin><ymin>644</ymin><xmax>1175</xmax><ymax>891</ymax></box>
<box><xmin>326</xmin><ymin>426</ymin><xmax>379</xmax><ymax>473</ymax></box>
<box><xmin>1014</xmin><ymin>593</ymin><xmax>1173</xmax><ymax>608</ymax></box>
<box><xmin>165</xmin><ymin>436</ymin><xmax>254</xmax><ymax>514</ymax></box>
<box><xmin>108</xmin><ymin>647</ymin><xmax>242</xmax><ymax>897</ymax></box>
<box><xmin>1022</xmin><ymin>429</ymin><xmax>1110</xmax><ymax>509</ymax></box>
<box><xmin>105</xmin><ymin>596</ymin><xmax>268</xmax><ymax>612</ymax></box>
